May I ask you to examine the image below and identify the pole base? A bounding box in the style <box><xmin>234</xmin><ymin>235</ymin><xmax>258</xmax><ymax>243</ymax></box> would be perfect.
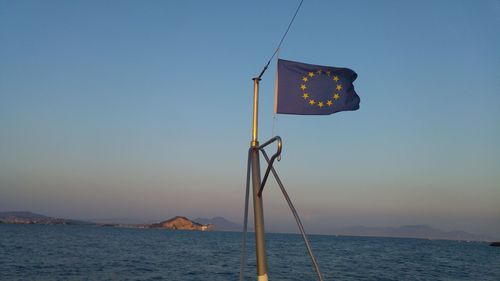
<box><xmin>258</xmin><ymin>274</ymin><xmax>269</xmax><ymax>281</ymax></box>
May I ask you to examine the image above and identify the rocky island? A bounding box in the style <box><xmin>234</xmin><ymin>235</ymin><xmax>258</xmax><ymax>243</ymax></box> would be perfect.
<box><xmin>150</xmin><ymin>216</ymin><xmax>214</xmax><ymax>231</ymax></box>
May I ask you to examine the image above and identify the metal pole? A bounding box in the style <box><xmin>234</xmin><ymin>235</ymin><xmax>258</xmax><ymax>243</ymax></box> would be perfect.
<box><xmin>251</xmin><ymin>77</ymin><xmax>268</xmax><ymax>281</ymax></box>
<box><xmin>251</xmin><ymin>78</ymin><xmax>260</xmax><ymax>147</ymax></box>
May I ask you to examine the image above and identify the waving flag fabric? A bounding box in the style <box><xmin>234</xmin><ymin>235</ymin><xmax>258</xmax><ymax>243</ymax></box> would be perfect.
<box><xmin>275</xmin><ymin>59</ymin><xmax>360</xmax><ymax>115</ymax></box>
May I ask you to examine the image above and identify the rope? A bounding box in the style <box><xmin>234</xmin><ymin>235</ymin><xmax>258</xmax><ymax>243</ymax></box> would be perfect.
<box><xmin>257</xmin><ymin>0</ymin><xmax>304</xmax><ymax>79</ymax></box>
<box><xmin>271</xmin><ymin>47</ymin><xmax>280</xmax><ymax>138</ymax></box>
<box><xmin>271</xmin><ymin>114</ymin><xmax>277</xmax><ymax>137</ymax></box>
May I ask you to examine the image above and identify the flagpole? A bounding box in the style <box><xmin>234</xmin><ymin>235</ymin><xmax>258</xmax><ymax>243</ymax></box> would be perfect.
<box><xmin>251</xmin><ymin>77</ymin><xmax>268</xmax><ymax>281</ymax></box>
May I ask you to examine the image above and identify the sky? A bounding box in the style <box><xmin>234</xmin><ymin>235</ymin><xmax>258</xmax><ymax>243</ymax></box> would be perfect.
<box><xmin>0</xmin><ymin>0</ymin><xmax>499</xmax><ymax>237</ymax></box>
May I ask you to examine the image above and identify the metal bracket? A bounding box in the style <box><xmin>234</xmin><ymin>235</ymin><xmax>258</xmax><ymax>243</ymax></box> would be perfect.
<box><xmin>257</xmin><ymin>136</ymin><xmax>282</xmax><ymax>197</ymax></box>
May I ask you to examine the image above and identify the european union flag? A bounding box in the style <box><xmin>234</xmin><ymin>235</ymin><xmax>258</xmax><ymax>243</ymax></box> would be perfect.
<box><xmin>275</xmin><ymin>59</ymin><xmax>360</xmax><ymax>115</ymax></box>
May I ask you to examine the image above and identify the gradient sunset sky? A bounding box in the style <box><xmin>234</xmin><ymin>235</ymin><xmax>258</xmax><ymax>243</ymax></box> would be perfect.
<box><xmin>1</xmin><ymin>0</ymin><xmax>499</xmax><ymax>237</ymax></box>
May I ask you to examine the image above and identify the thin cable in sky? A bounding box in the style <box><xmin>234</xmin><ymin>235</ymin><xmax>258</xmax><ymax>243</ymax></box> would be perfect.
<box><xmin>257</xmin><ymin>0</ymin><xmax>304</xmax><ymax>79</ymax></box>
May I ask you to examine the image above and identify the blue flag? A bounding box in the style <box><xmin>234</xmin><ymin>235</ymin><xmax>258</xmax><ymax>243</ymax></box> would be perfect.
<box><xmin>275</xmin><ymin>59</ymin><xmax>360</xmax><ymax>115</ymax></box>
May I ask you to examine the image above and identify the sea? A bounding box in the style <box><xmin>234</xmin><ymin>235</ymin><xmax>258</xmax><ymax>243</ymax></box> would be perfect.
<box><xmin>0</xmin><ymin>224</ymin><xmax>498</xmax><ymax>281</ymax></box>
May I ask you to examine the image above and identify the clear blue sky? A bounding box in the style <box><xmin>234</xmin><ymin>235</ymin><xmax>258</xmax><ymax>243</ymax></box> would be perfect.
<box><xmin>1</xmin><ymin>0</ymin><xmax>499</xmax><ymax>237</ymax></box>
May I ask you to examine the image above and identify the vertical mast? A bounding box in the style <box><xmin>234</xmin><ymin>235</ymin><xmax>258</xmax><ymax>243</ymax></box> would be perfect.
<box><xmin>251</xmin><ymin>78</ymin><xmax>260</xmax><ymax>147</ymax></box>
<box><xmin>251</xmin><ymin>77</ymin><xmax>268</xmax><ymax>281</ymax></box>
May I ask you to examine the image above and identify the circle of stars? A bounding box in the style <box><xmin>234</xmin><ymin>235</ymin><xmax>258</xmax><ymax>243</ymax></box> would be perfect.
<box><xmin>299</xmin><ymin>69</ymin><xmax>342</xmax><ymax>109</ymax></box>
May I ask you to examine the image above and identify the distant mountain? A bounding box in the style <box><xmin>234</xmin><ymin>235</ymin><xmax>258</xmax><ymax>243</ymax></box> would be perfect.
<box><xmin>0</xmin><ymin>211</ymin><xmax>50</xmax><ymax>220</ymax></box>
<box><xmin>0</xmin><ymin>211</ymin><xmax>93</xmax><ymax>225</ymax></box>
<box><xmin>194</xmin><ymin>216</ymin><xmax>242</xmax><ymax>232</ymax></box>
<box><xmin>337</xmin><ymin>224</ymin><xmax>495</xmax><ymax>242</ymax></box>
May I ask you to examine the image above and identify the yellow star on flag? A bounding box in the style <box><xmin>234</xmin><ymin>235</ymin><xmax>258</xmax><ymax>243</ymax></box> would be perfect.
<box><xmin>309</xmin><ymin>99</ymin><xmax>316</xmax><ymax>105</ymax></box>
<box><xmin>333</xmin><ymin>93</ymin><xmax>340</xmax><ymax>100</ymax></box>
<box><xmin>302</xmin><ymin>93</ymin><xmax>309</xmax><ymax>99</ymax></box>
<box><xmin>317</xmin><ymin>69</ymin><xmax>322</xmax><ymax>75</ymax></box>
<box><xmin>318</xmin><ymin>101</ymin><xmax>324</xmax><ymax>108</ymax></box>
<box><xmin>302</xmin><ymin>76</ymin><xmax>308</xmax><ymax>82</ymax></box>
<box><xmin>333</xmin><ymin>76</ymin><xmax>340</xmax><ymax>82</ymax></box>
<box><xmin>327</xmin><ymin>100</ymin><xmax>333</xmax><ymax>106</ymax></box>
<box><xmin>336</xmin><ymin>84</ymin><xmax>342</xmax><ymax>91</ymax></box>
<box><xmin>300</xmin><ymin>84</ymin><xmax>307</xmax><ymax>90</ymax></box>
<box><xmin>308</xmin><ymin>72</ymin><xmax>315</xmax><ymax>78</ymax></box>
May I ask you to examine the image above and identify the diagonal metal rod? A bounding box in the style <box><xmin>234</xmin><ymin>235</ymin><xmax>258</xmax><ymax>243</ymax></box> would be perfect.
<box><xmin>239</xmin><ymin>148</ymin><xmax>252</xmax><ymax>281</ymax></box>
<box><xmin>258</xmin><ymin>136</ymin><xmax>282</xmax><ymax>197</ymax></box>
<box><xmin>261</xmin><ymin>150</ymin><xmax>325</xmax><ymax>281</ymax></box>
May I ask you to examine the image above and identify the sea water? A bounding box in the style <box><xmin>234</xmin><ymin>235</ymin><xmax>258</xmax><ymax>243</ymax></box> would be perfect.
<box><xmin>0</xmin><ymin>224</ymin><xmax>498</xmax><ymax>280</ymax></box>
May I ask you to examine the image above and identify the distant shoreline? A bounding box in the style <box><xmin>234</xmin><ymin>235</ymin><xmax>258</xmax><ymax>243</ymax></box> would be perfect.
<box><xmin>1</xmin><ymin>211</ymin><xmax>497</xmax><ymax>242</ymax></box>
<box><xmin>1</xmin><ymin>222</ymin><xmax>497</xmax><ymax>244</ymax></box>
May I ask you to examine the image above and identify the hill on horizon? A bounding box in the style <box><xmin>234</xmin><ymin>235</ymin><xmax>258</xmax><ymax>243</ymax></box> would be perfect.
<box><xmin>0</xmin><ymin>211</ymin><xmax>50</xmax><ymax>220</ymax></box>
<box><xmin>0</xmin><ymin>211</ymin><xmax>93</xmax><ymax>225</ymax></box>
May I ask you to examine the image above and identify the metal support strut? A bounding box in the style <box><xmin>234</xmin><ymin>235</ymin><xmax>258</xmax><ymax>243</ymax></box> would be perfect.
<box><xmin>261</xmin><ymin>148</ymin><xmax>325</xmax><ymax>281</ymax></box>
<box><xmin>240</xmin><ymin>136</ymin><xmax>325</xmax><ymax>281</ymax></box>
